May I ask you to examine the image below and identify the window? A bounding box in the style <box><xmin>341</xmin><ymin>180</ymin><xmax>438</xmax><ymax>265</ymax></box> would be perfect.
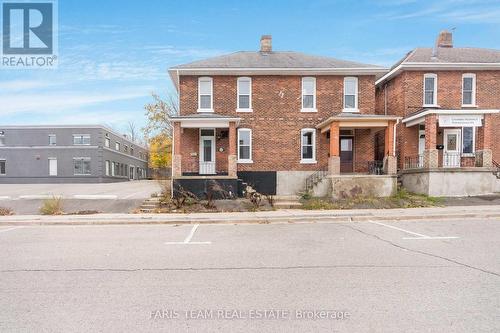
<box><xmin>301</xmin><ymin>77</ymin><xmax>316</xmax><ymax>111</ymax></box>
<box><xmin>0</xmin><ymin>159</ymin><xmax>5</xmax><ymax>175</ymax></box>
<box><xmin>237</xmin><ymin>129</ymin><xmax>252</xmax><ymax>163</ymax></box>
<box><xmin>198</xmin><ymin>77</ymin><xmax>213</xmax><ymax>112</ymax></box>
<box><xmin>115</xmin><ymin>142</ymin><xmax>121</xmax><ymax>151</ymax></box>
<box><xmin>73</xmin><ymin>157</ymin><xmax>91</xmax><ymax>175</ymax></box>
<box><xmin>237</xmin><ymin>77</ymin><xmax>252</xmax><ymax>111</ymax></box>
<box><xmin>73</xmin><ymin>134</ymin><xmax>90</xmax><ymax>145</ymax></box>
<box><xmin>423</xmin><ymin>73</ymin><xmax>437</xmax><ymax>106</ymax></box>
<box><xmin>301</xmin><ymin>129</ymin><xmax>316</xmax><ymax>163</ymax></box>
<box><xmin>124</xmin><ymin>145</ymin><xmax>128</xmax><ymax>153</ymax></box>
<box><xmin>48</xmin><ymin>135</ymin><xmax>56</xmax><ymax>146</ymax></box>
<box><xmin>0</xmin><ymin>131</ymin><xmax>5</xmax><ymax>146</ymax></box>
<box><xmin>111</xmin><ymin>162</ymin><xmax>116</xmax><ymax>176</ymax></box>
<box><xmin>343</xmin><ymin>77</ymin><xmax>358</xmax><ymax>111</ymax></box>
<box><xmin>462</xmin><ymin>127</ymin><xmax>475</xmax><ymax>155</ymax></box>
<box><xmin>48</xmin><ymin>158</ymin><xmax>57</xmax><ymax>176</ymax></box>
<box><xmin>130</xmin><ymin>147</ymin><xmax>134</xmax><ymax>156</ymax></box>
<box><xmin>462</xmin><ymin>74</ymin><xmax>476</xmax><ymax>106</ymax></box>
<box><xmin>105</xmin><ymin>134</ymin><xmax>110</xmax><ymax>148</ymax></box>
<box><xmin>105</xmin><ymin>160</ymin><xmax>110</xmax><ymax>176</ymax></box>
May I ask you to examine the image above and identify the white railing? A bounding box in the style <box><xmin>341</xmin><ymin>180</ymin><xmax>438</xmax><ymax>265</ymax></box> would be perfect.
<box><xmin>443</xmin><ymin>153</ymin><xmax>461</xmax><ymax>168</ymax></box>
<box><xmin>199</xmin><ymin>162</ymin><xmax>216</xmax><ymax>175</ymax></box>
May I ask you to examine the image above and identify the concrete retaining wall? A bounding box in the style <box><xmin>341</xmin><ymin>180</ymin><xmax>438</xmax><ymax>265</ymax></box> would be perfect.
<box><xmin>401</xmin><ymin>168</ymin><xmax>498</xmax><ymax>197</ymax></box>
<box><xmin>329</xmin><ymin>175</ymin><xmax>397</xmax><ymax>199</ymax></box>
<box><xmin>276</xmin><ymin>171</ymin><xmax>330</xmax><ymax>197</ymax></box>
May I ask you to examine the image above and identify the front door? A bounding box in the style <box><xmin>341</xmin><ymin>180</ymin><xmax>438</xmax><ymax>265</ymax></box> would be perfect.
<box><xmin>443</xmin><ymin>129</ymin><xmax>461</xmax><ymax>167</ymax></box>
<box><xmin>129</xmin><ymin>166</ymin><xmax>134</xmax><ymax>180</ymax></box>
<box><xmin>340</xmin><ymin>137</ymin><xmax>353</xmax><ymax>173</ymax></box>
<box><xmin>418</xmin><ymin>129</ymin><xmax>426</xmax><ymax>167</ymax></box>
<box><xmin>199</xmin><ymin>129</ymin><xmax>216</xmax><ymax>174</ymax></box>
<box><xmin>49</xmin><ymin>158</ymin><xmax>57</xmax><ymax>176</ymax></box>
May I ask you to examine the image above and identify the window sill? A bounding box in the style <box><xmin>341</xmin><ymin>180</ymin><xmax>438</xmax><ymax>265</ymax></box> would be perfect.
<box><xmin>461</xmin><ymin>104</ymin><xmax>477</xmax><ymax>108</ymax></box>
<box><xmin>300</xmin><ymin>159</ymin><xmax>317</xmax><ymax>164</ymax></box>
<box><xmin>462</xmin><ymin>153</ymin><xmax>475</xmax><ymax>157</ymax></box>
<box><xmin>197</xmin><ymin>109</ymin><xmax>214</xmax><ymax>113</ymax></box>
<box><xmin>423</xmin><ymin>104</ymin><xmax>440</xmax><ymax>108</ymax></box>
<box><xmin>300</xmin><ymin>108</ymin><xmax>317</xmax><ymax>113</ymax></box>
<box><xmin>237</xmin><ymin>160</ymin><xmax>253</xmax><ymax>164</ymax></box>
<box><xmin>342</xmin><ymin>108</ymin><xmax>359</xmax><ymax>113</ymax></box>
<box><xmin>236</xmin><ymin>108</ymin><xmax>253</xmax><ymax>113</ymax></box>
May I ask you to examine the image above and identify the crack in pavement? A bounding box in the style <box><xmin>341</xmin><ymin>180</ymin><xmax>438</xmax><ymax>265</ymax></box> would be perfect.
<box><xmin>0</xmin><ymin>264</ymin><xmax>455</xmax><ymax>273</ymax></box>
<box><xmin>340</xmin><ymin>223</ymin><xmax>500</xmax><ymax>279</ymax></box>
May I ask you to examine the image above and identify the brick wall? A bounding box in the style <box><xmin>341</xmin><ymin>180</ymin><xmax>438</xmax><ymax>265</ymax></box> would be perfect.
<box><xmin>178</xmin><ymin>75</ymin><xmax>378</xmax><ymax>171</ymax></box>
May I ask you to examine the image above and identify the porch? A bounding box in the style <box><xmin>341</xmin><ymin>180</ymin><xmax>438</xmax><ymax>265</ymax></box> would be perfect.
<box><xmin>315</xmin><ymin>113</ymin><xmax>402</xmax><ymax>198</ymax></box>
<box><xmin>400</xmin><ymin>109</ymin><xmax>500</xmax><ymax>196</ymax></box>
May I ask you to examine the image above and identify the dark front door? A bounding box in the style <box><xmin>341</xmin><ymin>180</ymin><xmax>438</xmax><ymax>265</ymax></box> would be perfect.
<box><xmin>340</xmin><ymin>137</ymin><xmax>353</xmax><ymax>173</ymax></box>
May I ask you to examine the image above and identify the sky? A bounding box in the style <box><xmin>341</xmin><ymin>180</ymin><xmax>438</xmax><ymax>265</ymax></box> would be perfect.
<box><xmin>1</xmin><ymin>0</ymin><xmax>499</xmax><ymax>136</ymax></box>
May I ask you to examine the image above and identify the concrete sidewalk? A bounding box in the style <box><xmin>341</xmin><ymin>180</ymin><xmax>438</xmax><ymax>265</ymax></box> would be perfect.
<box><xmin>1</xmin><ymin>205</ymin><xmax>500</xmax><ymax>226</ymax></box>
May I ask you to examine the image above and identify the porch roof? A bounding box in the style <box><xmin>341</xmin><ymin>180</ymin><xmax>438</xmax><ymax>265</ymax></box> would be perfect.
<box><xmin>170</xmin><ymin>114</ymin><xmax>241</xmax><ymax>128</ymax></box>
<box><xmin>316</xmin><ymin>113</ymin><xmax>402</xmax><ymax>132</ymax></box>
<box><xmin>402</xmin><ymin>108</ymin><xmax>500</xmax><ymax>127</ymax></box>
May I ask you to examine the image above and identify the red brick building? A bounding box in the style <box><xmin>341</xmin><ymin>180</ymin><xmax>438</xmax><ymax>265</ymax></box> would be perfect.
<box><xmin>169</xmin><ymin>36</ymin><xmax>399</xmax><ymax>198</ymax></box>
<box><xmin>376</xmin><ymin>31</ymin><xmax>500</xmax><ymax>196</ymax></box>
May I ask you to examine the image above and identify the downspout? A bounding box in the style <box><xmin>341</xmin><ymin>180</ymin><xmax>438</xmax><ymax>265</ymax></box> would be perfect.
<box><xmin>393</xmin><ymin>118</ymin><xmax>400</xmax><ymax>156</ymax></box>
<box><xmin>384</xmin><ymin>83</ymin><xmax>388</xmax><ymax>115</ymax></box>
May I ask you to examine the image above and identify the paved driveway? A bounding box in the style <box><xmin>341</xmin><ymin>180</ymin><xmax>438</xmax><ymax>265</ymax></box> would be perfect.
<box><xmin>0</xmin><ymin>180</ymin><xmax>161</xmax><ymax>200</ymax></box>
<box><xmin>0</xmin><ymin>217</ymin><xmax>499</xmax><ymax>332</ymax></box>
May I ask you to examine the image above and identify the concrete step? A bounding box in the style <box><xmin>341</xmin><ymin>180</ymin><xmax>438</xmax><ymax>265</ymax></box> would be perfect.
<box><xmin>274</xmin><ymin>201</ymin><xmax>303</xmax><ymax>209</ymax></box>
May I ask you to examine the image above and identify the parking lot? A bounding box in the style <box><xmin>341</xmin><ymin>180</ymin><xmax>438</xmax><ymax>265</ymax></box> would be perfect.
<box><xmin>1</xmin><ymin>218</ymin><xmax>499</xmax><ymax>332</ymax></box>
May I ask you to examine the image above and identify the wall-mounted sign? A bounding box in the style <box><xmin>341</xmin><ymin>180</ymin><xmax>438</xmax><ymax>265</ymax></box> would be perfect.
<box><xmin>439</xmin><ymin>114</ymin><xmax>482</xmax><ymax>127</ymax></box>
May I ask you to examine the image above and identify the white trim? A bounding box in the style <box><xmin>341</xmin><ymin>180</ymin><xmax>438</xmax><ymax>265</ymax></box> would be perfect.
<box><xmin>172</xmin><ymin>117</ymin><xmax>241</xmax><ymax>128</ymax></box>
<box><xmin>73</xmin><ymin>134</ymin><xmax>91</xmax><ymax>145</ymax></box>
<box><xmin>462</xmin><ymin>73</ymin><xmax>476</xmax><ymax>107</ymax></box>
<box><xmin>376</xmin><ymin>62</ymin><xmax>500</xmax><ymax>86</ymax></box>
<box><xmin>343</xmin><ymin>77</ymin><xmax>358</xmax><ymax>112</ymax></box>
<box><xmin>198</xmin><ymin>76</ymin><xmax>213</xmax><ymax>112</ymax></box>
<box><xmin>301</xmin><ymin>77</ymin><xmax>316</xmax><ymax>112</ymax></box>
<box><xmin>300</xmin><ymin>128</ymin><xmax>316</xmax><ymax>163</ymax></box>
<box><xmin>423</xmin><ymin>73</ymin><xmax>437</xmax><ymax>107</ymax></box>
<box><xmin>199</xmin><ymin>128</ymin><xmax>216</xmax><ymax>174</ymax></box>
<box><xmin>402</xmin><ymin>109</ymin><xmax>499</xmax><ymax>126</ymax></box>
<box><xmin>237</xmin><ymin>77</ymin><xmax>252</xmax><ymax>111</ymax></box>
<box><xmin>237</xmin><ymin>128</ymin><xmax>253</xmax><ymax>163</ymax></box>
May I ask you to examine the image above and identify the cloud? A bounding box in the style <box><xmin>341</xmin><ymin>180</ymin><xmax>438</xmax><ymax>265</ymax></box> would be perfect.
<box><xmin>0</xmin><ymin>80</ymin><xmax>58</xmax><ymax>92</ymax></box>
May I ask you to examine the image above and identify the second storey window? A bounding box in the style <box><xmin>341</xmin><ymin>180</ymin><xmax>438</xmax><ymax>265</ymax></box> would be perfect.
<box><xmin>423</xmin><ymin>73</ymin><xmax>437</xmax><ymax>106</ymax></box>
<box><xmin>237</xmin><ymin>77</ymin><xmax>252</xmax><ymax>111</ymax></box>
<box><xmin>48</xmin><ymin>134</ymin><xmax>56</xmax><ymax>146</ymax></box>
<box><xmin>0</xmin><ymin>131</ymin><xmax>5</xmax><ymax>146</ymax></box>
<box><xmin>343</xmin><ymin>77</ymin><xmax>358</xmax><ymax>111</ymax></box>
<box><xmin>237</xmin><ymin>128</ymin><xmax>252</xmax><ymax>163</ymax></box>
<box><xmin>115</xmin><ymin>142</ymin><xmax>121</xmax><ymax>151</ymax></box>
<box><xmin>198</xmin><ymin>77</ymin><xmax>213</xmax><ymax>112</ymax></box>
<box><xmin>73</xmin><ymin>134</ymin><xmax>90</xmax><ymax>145</ymax></box>
<box><xmin>462</xmin><ymin>74</ymin><xmax>476</xmax><ymax>106</ymax></box>
<box><xmin>105</xmin><ymin>134</ymin><xmax>110</xmax><ymax>148</ymax></box>
<box><xmin>300</xmin><ymin>129</ymin><xmax>316</xmax><ymax>163</ymax></box>
<box><xmin>301</xmin><ymin>77</ymin><xmax>316</xmax><ymax>111</ymax></box>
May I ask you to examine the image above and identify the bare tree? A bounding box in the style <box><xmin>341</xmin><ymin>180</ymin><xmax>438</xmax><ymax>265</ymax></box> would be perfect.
<box><xmin>127</xmin><ymin>121</ymin><xmax>137</xmax><ymax>142</ymax></box>
<box><xmin>143</xmin><ymin>92</ymin><xmax>179</xmax><ymax>139</ymax></box>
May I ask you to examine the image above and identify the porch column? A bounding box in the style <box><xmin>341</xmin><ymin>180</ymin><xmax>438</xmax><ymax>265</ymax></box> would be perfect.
<box><xmin>383</xmin><ymin>120</ymin><xmax>397</xmax><ymax>175</ymax></box>
<box><xmin>228</xmin><ymin>121</ymin><xmax>237</xmax><ymax>177</ymax></box>
<box><xmin>172</xmin><ymin>122</ymin><xmax>182</xmax><ymax>177</ymax></box>
<box><xmin>328</xmin><ymin>121</ymin><xmax>340</xmax><ymax>175</ymax></box>
<box><xmin>423</xmin><ymin>114</ymin><xmax>438</xmax><ymax>168</ymax></box>
<box><xmin>477</xmin><ymin>114</ymin><xmax>493</xmax><ymax>167</ymax></box>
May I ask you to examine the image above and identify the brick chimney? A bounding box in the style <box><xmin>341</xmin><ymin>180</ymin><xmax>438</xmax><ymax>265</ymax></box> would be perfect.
<box><xmin>260</xmin><ymin>35</ymin><xmax>272</xmax><ymax>52</ymax></box>
<box><xmin>436</xmin><ymin>30</ymin><xmax>453</xmax><ymax>48</ymax></box>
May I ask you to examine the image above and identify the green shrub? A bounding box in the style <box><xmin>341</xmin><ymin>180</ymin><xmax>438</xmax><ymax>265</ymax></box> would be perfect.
<box><xmin>40</xmin><ymin>196</ymin><xmax>64</xmax><ymax>215</ymax></box>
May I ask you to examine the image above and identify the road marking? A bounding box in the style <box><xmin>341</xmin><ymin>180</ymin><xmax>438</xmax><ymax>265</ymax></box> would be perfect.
<box><xmin>165</xmin><ymin>224</ymin><xmax>212</xmax><ymax>245</ymax></box>
<box><xmin>19</xmin><ymin>195</ymin><xmax>55</xmax><ymax>199</ymax></box>
<box><xmin>73</xmin><ymin>195</ymin><xmax>118</xmax><ymax>200</ymax></box>
<box><xmin>0</xmin><ymin>196</ymin><xmax>11</xmax><ymax>200</ymax></box>
<box><xmin>367</xmin><ymin>220</ymin><xmax>458</xmax><ymax>240</ymax></box>
<box><xmin>0</xmin><ymin>226</ymin><xmax>24</xmax><ymax>234</ymax></box>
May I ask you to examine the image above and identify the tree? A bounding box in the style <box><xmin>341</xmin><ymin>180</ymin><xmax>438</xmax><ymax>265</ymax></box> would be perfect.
<box><xmin>127</xmin><ymin>121</ymin><xmax>138</xmax><ymax>142</ymax></box>
<box><xmin>143</xmin><ymin>92</ymin><xmax>178</xmax><ymax>138</ymax></box>
<box><xmin>149</xmin><ymin>133</ymin><xmax>172</xmax><ymax>169</ymax></box>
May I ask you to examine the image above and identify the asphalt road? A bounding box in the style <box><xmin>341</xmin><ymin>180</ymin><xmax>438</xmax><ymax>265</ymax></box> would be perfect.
<box><xmin>1</xmin><ymin>218</ymin><xmax>499</xmax><ymax>332</ymax></box>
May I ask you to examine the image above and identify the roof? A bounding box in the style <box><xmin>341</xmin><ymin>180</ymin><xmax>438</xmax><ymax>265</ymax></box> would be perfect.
<box><xmin>316</xmin><ymin>113</ymin><xmax>402</xmax><ymax>130</ymax></box>
<box><xmin>171</xmin><ymin>51</ymin><xmax>382</xmax><ymax>69</ymax></box>
<box><xmin>377</xmin><ymin>46</ymin><xmax>500</xmax><ymax>86</ymax></box>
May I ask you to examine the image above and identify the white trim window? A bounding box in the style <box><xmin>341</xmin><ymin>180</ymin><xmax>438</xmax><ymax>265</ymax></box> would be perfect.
<box><xmin>462</xmin><ymin>73</ymin><xmax>476</xmax><ymax>106</ymax></box>
<box><xmin>0</xmin><ymin>132</ymin><xmax>5</xmax><ymax>146</ymax></box>
<box><xmin>237</xmin><ymin>77</ymin><xmax>252</xmax><ymax>111</ymax></box>
<box><xmin>48</xmin><ymin>134</ymin><xmax>56</xmax><ymax>146</ymax></box>
<box><xmin>105</xmin><ymin>133</ymin><xmax>110</xmax><ymax>148</ymax></box>
<box><xmin>461</xmin><ymin>127</ymin><xmax>475</xmax><ymax>156</ymax></box>
<box><xmin>73</xmin><ymin>157</ymin><xmax>91</xmax><ymax>175</ymax></box>
<box><xmin>115</xmin><ymin>142</ymin><xmax>121</xmax><ymax>151</ymax></box>
<box><xmin>73</xmin><ymin>134</ymin><xmax>90</xmax><ymax>145</ymax></box>
<box><xmin>343</xmin><ymin>77</ymin><xmax>358</xmax><ymax>112</ymax></box>
<box><xmin>237</xmin><ymin>128</ymin><xmax>252</xmax><ymax>163</ymax></box>
<box><xmin>301</xmin><ymin>77</ymin><xmax>317</xmax><ymax>112</ymax></box>
<box><xmin>423</xmin><ymin>73</ymin><xmax>438</xmax><ymax>106</ymax></box>
<box><xmin>198</xmin><ymin>77</ymin><xmax>213</xmax><ymax>112</ymax></box>
<box><xmin>105</xmin><ymin>160</ymin><xmax>111</xmax><ymax>176</ymax></box>
<box><xmin>0</xmin><ymin>159</ymin><xmax>5</xmax><ymax>175</ymax></box>
<box><xmin>300</xmin><ymin>128</ymin><xmax>316</xmax><ymax>163</ymax></box>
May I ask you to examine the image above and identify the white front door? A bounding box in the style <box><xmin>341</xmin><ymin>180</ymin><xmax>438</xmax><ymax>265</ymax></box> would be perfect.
<box><xmin>418</xmin><ymin>129</ymin><xmax>425</xmax><ymax>167</ymax></box>
<box><xmin>49</xmin><ymin>158</ymin><xmax>57</xmax><ymax>176</ymax></box>
<box><xmin>443</xmin><ymin>129</ymin><xmax>461</xmax><ymax>167</ymax></box>
<box><xmin>199</xmin><ymin>129</ymin><xmax>216</xmax><ymax>175</ymax></box>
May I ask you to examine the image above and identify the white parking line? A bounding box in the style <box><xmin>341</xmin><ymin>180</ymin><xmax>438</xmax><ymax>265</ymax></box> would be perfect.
<box><xmin>367</xmin><ymin>220</ymin><xmax>459</xmax><ymax>240</ymax></box>
<box><xmin>0</xmin><ymin>226</ymin><xmax>25</xmax><ymax>234</ymax></box>
<box><xmin>165</xmin><ymin>224</ymin><xmax>212</xmax><ymax>245</ymax></box>
<box><xmin>0</xmin><ymin>196</ymin><xmax>11</xmax><ymax>200</ymax></box>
